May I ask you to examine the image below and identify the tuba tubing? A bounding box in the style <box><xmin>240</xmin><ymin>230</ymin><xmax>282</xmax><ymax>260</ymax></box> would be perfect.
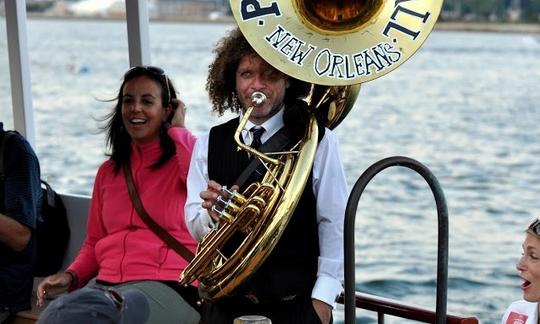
<box><xmin>180</xmin><ymin>98</ymin><xmax>319</xmax><ymax>300</ymax></box>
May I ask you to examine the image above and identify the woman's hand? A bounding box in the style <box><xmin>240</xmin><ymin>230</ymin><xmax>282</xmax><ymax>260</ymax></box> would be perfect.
<box><xmin>169</xmin><ymin>98</ymin><xmax>187</xmax><ymax>128</ymax></box>
<box><xmin>312</xmin><ymin>298</ymin><xmax>332</xmax><ymax>324</ymax></box>
<box><xmin>36</xmin><ymin>273</ymin><xmax>73</xmax><ymax>307</ymax></box>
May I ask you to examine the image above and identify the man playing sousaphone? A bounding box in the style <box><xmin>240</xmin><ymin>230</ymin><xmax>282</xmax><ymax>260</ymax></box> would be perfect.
<box><xmin>184</xmin><ymin>27</ymin><xmax>348</xmax><ymax>323</ymax></box>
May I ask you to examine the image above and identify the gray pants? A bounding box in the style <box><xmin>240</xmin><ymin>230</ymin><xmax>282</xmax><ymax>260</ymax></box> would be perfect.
<box><xmin>98</xmin><ymin>281</ymin><xmax>200</xmax><ymax>324</ymax></box>
<box><xmin>0</xmin><ymin>311</ymin><xmax>11</xmax><ymax>324</ymax></box>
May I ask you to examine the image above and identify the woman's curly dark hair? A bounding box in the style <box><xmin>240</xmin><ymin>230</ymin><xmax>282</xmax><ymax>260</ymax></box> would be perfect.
<box><xmin>206</xmin><ymin>27</ymin><xmax>310</xmax><ymax>115</ymax></box>
<box><xmin>100</xmin><ymin>66</ymin><xmax>178</xmax><ymax>173</ymax></box>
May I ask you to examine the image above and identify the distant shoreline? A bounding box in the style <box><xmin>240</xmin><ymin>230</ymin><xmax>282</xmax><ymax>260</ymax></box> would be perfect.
<box><xmin>435</xmin><ymin>21</ymin><xmax>540</xmax><ymax>34</ymax></box>
<box><xmin>5</xmin><ymin>13</ymin><xmax>540</xmax><ymax>34</ymax></box>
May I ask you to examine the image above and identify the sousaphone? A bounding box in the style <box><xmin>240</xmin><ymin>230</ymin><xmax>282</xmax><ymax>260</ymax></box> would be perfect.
<box><xmin>180</xmin><ymin>0</ymin><xmax>443</xmax><ymax>300</ymax></box>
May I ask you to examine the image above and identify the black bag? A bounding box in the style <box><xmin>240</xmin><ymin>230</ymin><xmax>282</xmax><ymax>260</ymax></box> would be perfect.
<box><xmin>0</xmin><ymin>130</ymin><xmax>70</xmax><ymax>276</ymax></box>
<box><xmin>34</xmin><ymin>179</ymin><xmax>70</xmax><ymax>276</ymax></box>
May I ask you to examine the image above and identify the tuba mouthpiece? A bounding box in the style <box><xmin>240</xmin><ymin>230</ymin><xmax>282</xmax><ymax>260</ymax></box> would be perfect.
<box><xmin>251</xmin><ymin>92</ymin><xmax>266</xmax><ymax>107</ymax></box>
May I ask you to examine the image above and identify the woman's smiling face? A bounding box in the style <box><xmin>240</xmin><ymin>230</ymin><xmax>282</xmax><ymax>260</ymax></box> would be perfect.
<box><xmin>517</xmin><ymin>232</ymin><xmax>540</xmax><ymax>302</ymax></box>
<box><xmin>121</xmin><ymin>75</ymin><xmax>170</xmax><ymax>145</ymax></box>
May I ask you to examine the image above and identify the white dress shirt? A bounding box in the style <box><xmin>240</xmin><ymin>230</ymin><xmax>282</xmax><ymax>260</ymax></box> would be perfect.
<box><xmin>184</xmin><ymin>108</ymin><xmax>348</xmax><ymax>307</ymax></box>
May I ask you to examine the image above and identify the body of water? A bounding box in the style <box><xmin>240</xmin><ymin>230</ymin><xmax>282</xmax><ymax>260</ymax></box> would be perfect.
<box><xmin>1</xmin><ymin>18</ymin><xmax>540</xmax><ymax>323</ymax></box>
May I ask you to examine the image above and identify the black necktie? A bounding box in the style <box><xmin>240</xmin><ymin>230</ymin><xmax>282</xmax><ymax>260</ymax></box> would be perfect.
<box><xmin>250</xmin><ymin>127</ymin><xmax>265</xmax><ymax>150</ymax></box>
<box><xmin>249</xmin><ymin>127</ymin><xmax>266</xmax><ymax>180</ymax></box>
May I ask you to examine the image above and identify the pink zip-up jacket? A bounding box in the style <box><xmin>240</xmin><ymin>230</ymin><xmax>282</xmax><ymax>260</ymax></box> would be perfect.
<box><xmin>68</xmin><ymin>127</ymin><xmax>197</xmax><ymax>288</ymax></box>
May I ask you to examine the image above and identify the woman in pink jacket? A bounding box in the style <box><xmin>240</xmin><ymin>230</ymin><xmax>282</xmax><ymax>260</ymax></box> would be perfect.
<box><xmin>36</xmin><ymin>66</ymin><xmax>199</xmax><ymax>323</ymax></box>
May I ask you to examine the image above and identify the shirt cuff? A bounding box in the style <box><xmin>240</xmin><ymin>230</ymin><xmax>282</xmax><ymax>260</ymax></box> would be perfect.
<box><xmin>191</xmin><ymin>210</ymin><xmax>215</xmax><ymax>241</ymax></box>
<box><xmin>65</xmin><ymin>269</ymin><xmax>79</xmax><ymax>292</ymax></box>
<box><xmin>311</xmin><ymin>275</ymin><xmax>343</xmax><ymax>308</ymax></box>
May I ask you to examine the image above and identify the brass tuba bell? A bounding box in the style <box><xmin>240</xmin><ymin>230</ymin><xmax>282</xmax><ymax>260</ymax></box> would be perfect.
<box><xmin>179</xmin><ymin>0</ymin><xmax>443</xmax><ymax>300</ymax></box>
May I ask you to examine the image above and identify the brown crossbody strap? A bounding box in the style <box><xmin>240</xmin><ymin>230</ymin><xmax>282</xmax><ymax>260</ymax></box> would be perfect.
<box><xmin>123</xmin><ymin>163</ymin><xmax>194</xmax><ymax>262</ymax></box>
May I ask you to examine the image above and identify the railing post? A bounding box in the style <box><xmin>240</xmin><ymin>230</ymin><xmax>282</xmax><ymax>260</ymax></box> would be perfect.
<box><xmin>125</xmin><ymin>0</ymin><xmax>151</xmax><ymax>66</ymax></box>
<box><xmin>344</xmin><ymin>156</ymin><xmax>448</xmax><ymax>324</ymax></box>
<box><xmin>4</xmin><ymin>0</ymin><xmax>35</xmax><ymax>146</ymax></box>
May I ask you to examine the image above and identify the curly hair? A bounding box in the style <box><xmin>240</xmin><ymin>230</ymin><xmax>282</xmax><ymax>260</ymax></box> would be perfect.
<box><xmin>101</xmin><ymin>66</ymin><xmax>179</xmax><ymax>173</ymax></box>
<box><xmin>206</xmin><ymin>27</ymin><xmax>310</xmax><ymax>115</ymax></box>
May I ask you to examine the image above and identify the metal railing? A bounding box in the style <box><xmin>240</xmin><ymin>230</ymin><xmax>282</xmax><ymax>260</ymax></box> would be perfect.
<box><xmin>343</xmin><ymin>156</ymin><xmax>453</xmax><ymax>324</ymax></box>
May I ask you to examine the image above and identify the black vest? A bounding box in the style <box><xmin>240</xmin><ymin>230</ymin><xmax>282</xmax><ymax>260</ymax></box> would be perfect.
<box><xmin>208</xmin><ymin>118</ymin><xmax>319</xmax><ymax>301</ymax></box>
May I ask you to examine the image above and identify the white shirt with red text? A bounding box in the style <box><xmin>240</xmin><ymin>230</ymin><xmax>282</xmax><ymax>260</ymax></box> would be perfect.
<box><xmin>501</xmin><ymin>300</ymin><xmax>538</xmax><ymax>324</ymax></box>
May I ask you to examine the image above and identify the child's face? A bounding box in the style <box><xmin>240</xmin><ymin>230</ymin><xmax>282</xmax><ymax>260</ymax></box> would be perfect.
<box><xmin>517</xmin><ymin>233</ymin><xmax>540</xmax><ymax>302</ymax></box>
